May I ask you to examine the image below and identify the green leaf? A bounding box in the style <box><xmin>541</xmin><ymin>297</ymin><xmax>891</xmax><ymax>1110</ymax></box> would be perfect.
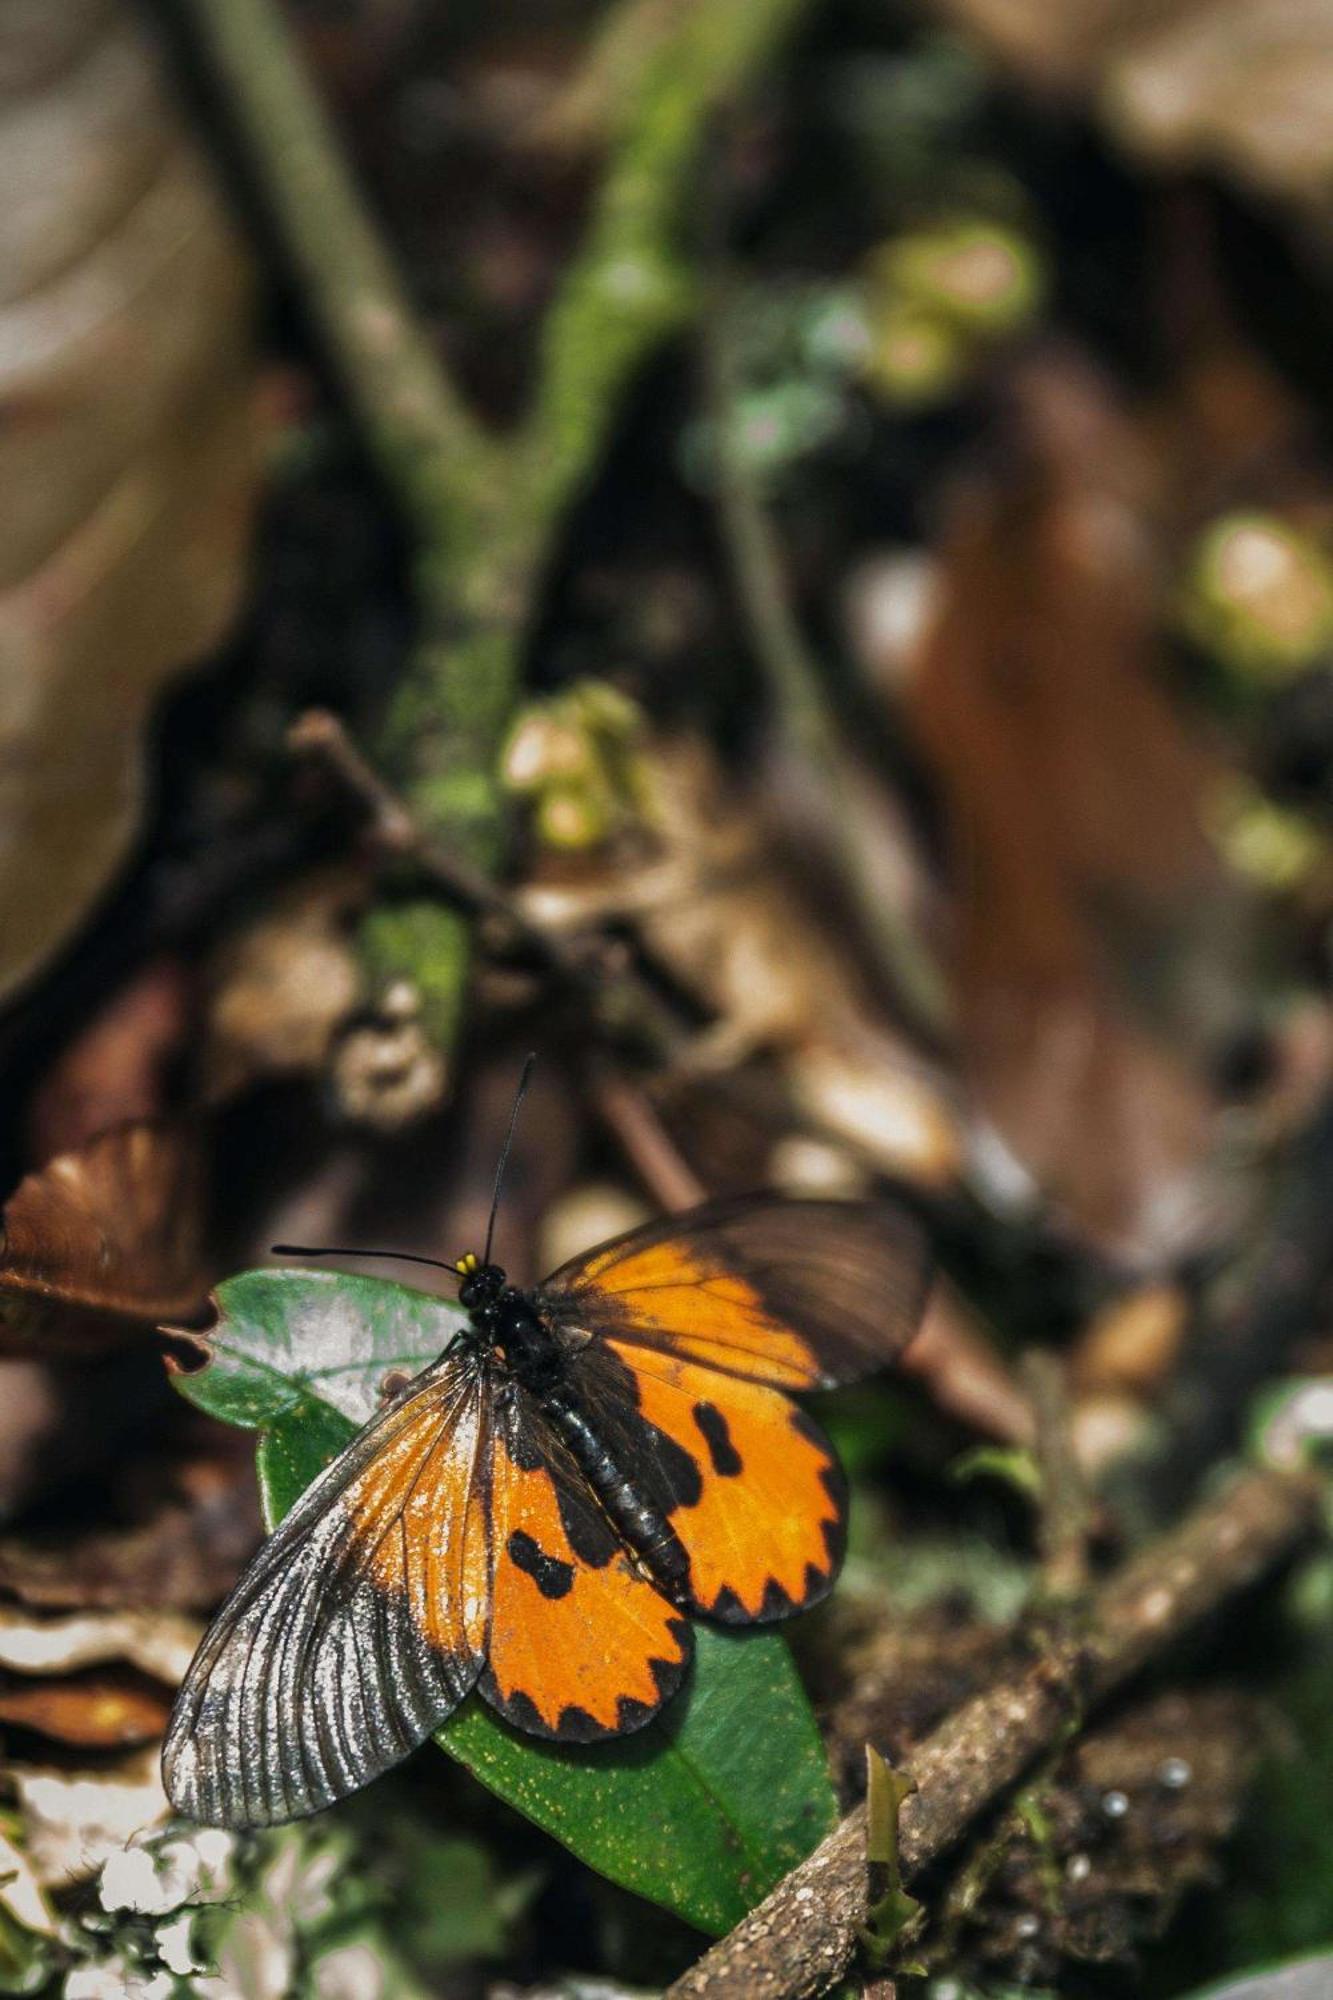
<box><xmin>1174</xmin><ymin>1954</ymin><xmax>1333</xmax><ymax>1999</ymax></box>
<box><xmin>172</xmin><ymin>1269</ymin><xmax>838</xmax><ymax>1934</ymax></box>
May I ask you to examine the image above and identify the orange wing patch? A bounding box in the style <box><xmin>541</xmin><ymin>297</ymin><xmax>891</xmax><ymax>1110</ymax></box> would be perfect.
<box><xmin>570</xmin><ymin>1238</ymin><xmax>823</xmax><ymax>1389</ymax></box>
<box><xmin>605</xmin><ymin>1342</ymin><xmax>846</xmax><ymax>1623</ymax></box>
<box><xmin>163</xmin><ymin>1360</ymin><xmax>491</xmax><ymax>1828</ymax></box>
<box><xmin>352</xmin><ymin>1387</ymin><xmax>490</xmax><ymax>1659</ymax></box>
<box><xmin>480</xmin><ymin>1398</ymin><xmax>691</xmax><ymax>1741</ymax></box>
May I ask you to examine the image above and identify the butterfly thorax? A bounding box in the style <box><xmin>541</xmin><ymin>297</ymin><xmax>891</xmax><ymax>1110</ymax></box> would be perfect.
<box><xmin>458</xmin><ymin>1258</ymin><xmax>693</xmax><ymax>1604</ymax></box>
<box><xmin>459</xmin><ymin>1261</ymin><xmax>568</xmax><ymax>1394</ymax></box>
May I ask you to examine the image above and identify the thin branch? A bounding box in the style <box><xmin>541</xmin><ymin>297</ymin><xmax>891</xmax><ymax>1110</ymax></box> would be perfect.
<box><xmin>666</xmin><ymin>1462</ymin><xmax>1320</xmax><ymax>2000</ymax></box>
<box><xmin>1023</xmin><ymin>1348</ymin><xmax>1093</xmax><ymax>1602</ymax></box>
<box><xmin>172</xmin><ymin>0</ymin><xmax>499</xmax><ymax>537</ymax></box>
<box><xmin>588</xmin><ymin>1065</ymin><xmax>707</xmax><ymax>1210</ymax></box>
<box><xmin>288</xmin><ymin>710</ymin><xmax>686</xmax><ymax>1055</ymax></box>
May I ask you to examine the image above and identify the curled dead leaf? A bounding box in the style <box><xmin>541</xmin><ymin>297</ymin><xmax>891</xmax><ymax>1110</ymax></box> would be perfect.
<box><xmin>0</xmin><ymin>1</ymin><xmax>268</xmax><ymax>1001</ymax></box>
<box><xmin>518</xmin><ymin>733</ymin><xmax>964</xmax><ymax>1188</ymax></box>
<box><xmin>0</xmin><ymin>1123</ymin><xmax>207</xmax><ymax>1353</ymax></box>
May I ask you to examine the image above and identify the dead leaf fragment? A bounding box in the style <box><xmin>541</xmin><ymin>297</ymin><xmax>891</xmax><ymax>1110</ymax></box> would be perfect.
<box><xmin>204</xmin><ymin>875</ymin><xmax>364</xmax><ymax>1100</ymax></box>
<box><xmin>0</xmin><ymin>1605</ymin><xmax>202</xmax><ymax>1685</ymax></box>
<box><xmin>0</xmin><ymin>1671</ymin><xmax>171</xmax><ymax>1749</ymax></box>
<box><xmin>11</xmin><ymin>1748</ymin><xmax>169</xmax><ymax>1887</ymax></box>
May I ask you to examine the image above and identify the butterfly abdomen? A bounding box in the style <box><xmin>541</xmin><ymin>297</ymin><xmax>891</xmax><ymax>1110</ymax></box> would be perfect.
<box><xmin>540</xmin><ymin>1386</ymin><xmax>693</xmax><ymax>1604</ymax></box>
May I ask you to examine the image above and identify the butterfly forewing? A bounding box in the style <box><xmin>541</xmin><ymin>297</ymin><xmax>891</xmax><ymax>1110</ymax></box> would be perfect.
<box><xmin>162</xmin><ymin>1354</ymin><xmax>490</xmax><ymax>1828</ymax></box>
<box><xmin>537</xmin><ymin>1193</ymin><xmax>931</xmax><ymax>1390</ymax></box>
<box><xmin>480</xmin><ymin>1385</ymin><xmax>691</xmax><ymax>1741</ymax></box>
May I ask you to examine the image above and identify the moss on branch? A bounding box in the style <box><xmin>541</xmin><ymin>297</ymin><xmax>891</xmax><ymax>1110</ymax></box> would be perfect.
<box><xmin>178</xmin><ymin>0</ymin><xmax>816</xmax><ymax>1077</ymax></box>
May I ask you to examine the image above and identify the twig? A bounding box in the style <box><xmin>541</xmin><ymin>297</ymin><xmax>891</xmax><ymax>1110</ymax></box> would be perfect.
<box><xmin>665</xmin><ymin>1462</ymin><xmax>1320</xmax><ymax>2000</ymax></box>
<box><xmin>289</xmin><ymin>709</ymin><xmax>689</xmax><ymax>1058</ymax></box>
<box><xmin>900</xmin><ymin>1290</ymin><xmax>1035</xmax><ymax>1448</ymax></box>
<box><xmin>1023</xmin><ymin>1349</ymin><xmax>1093</xmax><ymax>1602</ymax></box>
<box><xmin>588</xmin><ymin>1065</ymin><xmax>707</xmax><ymax>1210</ymax></box>
<box><xmin>704</xmin><ymin>295</ymin><xmax>953</xmax><ymax>1045</ymax></box>
<box><xmin>170</xmin><ymin>0</ymin><xmax>500</xmax><ymax>540</ymax></box>
<box><xmin>176</xmin><ymin>0</ymin><xmax>819</xmax><ymax>1091</ymax></box>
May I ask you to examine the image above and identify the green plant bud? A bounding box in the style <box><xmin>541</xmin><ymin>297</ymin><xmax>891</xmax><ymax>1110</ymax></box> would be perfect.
<box><xmin>500</xmin><ymin>709</ymin><xmax>595</xmax><ymax>795</ymax></box>
<box><xmin>872</xmin><ymin>217</ymin><xmax>1044</xmax><ymax>335</ymax></box>
<box><xmin>1183</xmin><ymin>513</ymin><xmax>1333</xmax><ymax>685</ymax></box>
<box><xmin>1207</xmin><ymin>774</ymin><xmax>1328</xmax><ymax>890</ymax></box>
<box><xmin>535</xmin><ymin>782</ymin><xmax>613</xmax><ymax>851</ymax></box>
<box><xmin>861</xmin><ymin>301</ymin><xmax>966</xmax><ymax>407</ymax></box>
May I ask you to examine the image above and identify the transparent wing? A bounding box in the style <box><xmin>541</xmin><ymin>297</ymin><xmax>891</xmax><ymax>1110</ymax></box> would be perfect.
<box><xmin>163</xmin><ymin>1355</ymin><xmax>490</xmax><ymax>1827</ymax></box>
<box><xmin>539</xmin><ymin>1194</ymin><xmax>932</xmax><ymax>1389</ymax></box>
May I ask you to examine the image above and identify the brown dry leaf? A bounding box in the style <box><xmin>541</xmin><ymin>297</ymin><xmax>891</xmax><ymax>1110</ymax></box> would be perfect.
<box><xmin>25</xmin><ymin>956</ymin><xmax>195</xmax><ymax>1162</ymax></box>
<box><xmin>1074</xmin><ymin>1281</ymin><xmax>1191</xmax><ymax>1394</ymax></box>
<box><xmin>0</xmin><ymin>1605</ymin><xmax>196</xmax><ymax>1879</ymax></box>
<box><xmin>899</xmin><ymin>358</ymin><xmax>1253</xmax><ymax>1261</ymax></box>
<box><xmin>928</xmin><ymin>0</ymin><xmax>1333</xmax><ymax>216</ymax></box>
<box><xmin>0</xmin><ymin>1121</ymin><xmax>208</xmax><ymax>1353</ymax></box>
<box><xmin>0</xmin><ymin>1</ymin><xmax>267</xmax><ymax>1003</ymax></box>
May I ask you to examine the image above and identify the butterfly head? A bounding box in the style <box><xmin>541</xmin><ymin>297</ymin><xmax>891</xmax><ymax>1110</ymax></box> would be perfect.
<box><xmin>456</xmin><ymin>1251</ymin><xmax>507</xmax><ymax>1313</ymax></box>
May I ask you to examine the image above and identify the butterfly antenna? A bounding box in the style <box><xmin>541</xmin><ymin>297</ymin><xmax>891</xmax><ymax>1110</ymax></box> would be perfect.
<box><xmin>484</xmin><ymin>1052</ymin><xmax>537</xmax><ymax>1266</ymax></box>
<box><xmin>272</xmin><ymin>1244</ymin><xmax>465</xmax><ymax>1277</ymax></box>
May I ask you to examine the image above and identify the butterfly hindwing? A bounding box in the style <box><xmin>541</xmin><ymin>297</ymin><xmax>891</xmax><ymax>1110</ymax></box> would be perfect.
<box><xmin>566</xmin><ymin>1341</ymin><xmax>846</xmax><ymax>1623</ymax></box>
<box><xmin>537</xmin><ymin>1193</ymin><xmax>931</xmax><ymax>1390</ymax></box>
<box><xmin>479</xmin><ymin>1384</ymin><xmax>692</xmax><ymax>1741</ymax></box>
<box><xmin>162</xmin><ymin>1355</ymin><xmax>490</xmax><ymax>1828</ymax></box>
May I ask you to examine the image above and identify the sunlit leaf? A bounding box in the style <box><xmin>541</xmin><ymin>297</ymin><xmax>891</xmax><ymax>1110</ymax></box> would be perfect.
<box><xmin>1178</xmin><ymin>1953</ymin><xmax>1333</xmax><ymax>1999</ymax></box>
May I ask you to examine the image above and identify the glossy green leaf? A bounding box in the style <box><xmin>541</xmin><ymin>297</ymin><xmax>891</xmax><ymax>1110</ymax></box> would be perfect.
<box><xmin>171</xmin><ymin>1268</ymin><xmax>838</xmax><ymax>1933</ymax></box>
<box><xmin>1176</xmin><ymin>1955</ymin><xmax>1333</xmax><ymax>2000</ymax></box>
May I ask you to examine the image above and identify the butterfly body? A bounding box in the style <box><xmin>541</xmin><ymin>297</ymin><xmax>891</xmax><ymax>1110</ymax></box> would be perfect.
<box><xmin>457</xmin><ymin>1257</ymin><xmax>695</xmax><ymax>1604</ymax></box>
<box><xmin>164</xmin><ymin>1193</ymin><xmax>932</xmax><ymax>1828</ymax></box>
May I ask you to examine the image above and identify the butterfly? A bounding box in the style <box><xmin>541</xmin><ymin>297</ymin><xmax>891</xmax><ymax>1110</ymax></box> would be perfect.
<box><xmin>162</xmin><ymin>1088</ymin><xmax>931</xmax><ymax>1828</ymax></box>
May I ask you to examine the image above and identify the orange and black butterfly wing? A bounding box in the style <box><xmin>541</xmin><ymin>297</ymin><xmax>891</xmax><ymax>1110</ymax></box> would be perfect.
<box><xmin>560</xmin><ymin>1339</ymin><xmax>846</xmax><ymax>1624</ymax></box>
<box><xmin>535</xmin><ymin>1194</ymin><xmax>932</xmax><ymax>1624</ymax></box>
<box><xmin>536</xmin><ymin>1193</ymin><xmax>931</xmax><ymax>1391</ymax></box>
<box><xmin>163</xmin><ymin>1355</ymin><xmax>491</xmax><ymax>1827</ymax></box>
<box><xmin>480</xmin><ymin>1384</ymin><xmax>691</xmax><ymax>1741</ymax></box>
